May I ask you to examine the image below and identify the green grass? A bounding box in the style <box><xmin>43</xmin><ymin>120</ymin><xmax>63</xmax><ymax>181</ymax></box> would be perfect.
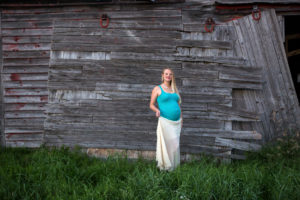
<box><xmin>0</xmin><ymin>144</ymin><xmax>299</xmax><ymax>200</ymax></box>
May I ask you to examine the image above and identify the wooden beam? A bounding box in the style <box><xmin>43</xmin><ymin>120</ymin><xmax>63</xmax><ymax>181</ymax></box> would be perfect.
<box><xmin>287</xmin><ymin>49</ymin><xmax>300</xmax><ymax>57</ymax></box>
<box><xmin>285</xmin><ymin>33</ymin><xmax>300</xmax><ymax>40</ymax></box>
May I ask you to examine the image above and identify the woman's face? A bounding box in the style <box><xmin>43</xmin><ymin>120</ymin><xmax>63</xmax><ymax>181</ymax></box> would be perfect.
<box><xmin>163</xmin><ymin>69</ymin><xmax>173</xmax><ymax>82</ymax></box>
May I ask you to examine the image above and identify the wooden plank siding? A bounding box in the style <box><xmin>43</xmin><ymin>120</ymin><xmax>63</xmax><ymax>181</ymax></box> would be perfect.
<box><xmin>0</xmin><ymin>3</ymin><xmax>299</xmax><ymax>159</ymax></box>
<box><xmin>1</xmin><ymin>8</ymin><xmax>52</xmax><ymax>147</ymax></box>
<box><xmin>0</xmin><ymin>10</ymin><xmax>4</xmax><ymax>146</ymax></box>
<box><xmin>43</xmin><ymin>4</ymin><xmax>263</xmax><ymax>158</ymax></box>
<box><xmin>230</xmin><ymin>10</ymin><xmax>300</xmax><ymax>144</ymax></box>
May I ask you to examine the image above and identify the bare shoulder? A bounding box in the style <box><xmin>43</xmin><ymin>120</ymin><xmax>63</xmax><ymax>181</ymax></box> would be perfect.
<box><xmin>152</xmin><ymin>85</ymin><xmax>161</xmax><ymax>96</ymax></box>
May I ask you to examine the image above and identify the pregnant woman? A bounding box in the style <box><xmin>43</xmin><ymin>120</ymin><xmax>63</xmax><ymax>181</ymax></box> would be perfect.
<box><xmin>149</xmin><ymin>68</ymin><xmax>182</xmax><ymax>171</ymax></box>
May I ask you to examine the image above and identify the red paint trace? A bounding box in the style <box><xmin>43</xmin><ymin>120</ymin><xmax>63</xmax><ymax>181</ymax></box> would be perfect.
<box><xmin>5</xmin><ymin>88</ymin><xmax>15</xmax><ymax>94</ymax></box>
<box><xmin>8</xmin><ymin>44</ymin><xmax>19</xmax><ymax>51</ymax></box>
<box><xmin>40</xmin><ymin>96</ymin><xmax>48</xmax><ymax>102</ymax></box>
<box><xmin>14</xmin><ymin>36</ymin><xmax>20</xmax><ymax>42</ymax></box>
<box><xmin>10</xmin><ymin>73</ymin><xmax>23</xmax><ymax>86</ymax></box>
<box><xmin>16</xmin><ymin>103</ymin><xmax>26</xmax><ymax>110</ymax></box>
<box><xmin>10</xmin><ymin>73</ymin><xmax>21</xmax><ymax>81</ymax></box>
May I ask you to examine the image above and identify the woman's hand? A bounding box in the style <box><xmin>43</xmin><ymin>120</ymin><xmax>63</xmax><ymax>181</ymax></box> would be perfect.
<box><xmin>156</xmin><ymin>110</ymin><xmax>160</xmax><ymax>118</ymax></box>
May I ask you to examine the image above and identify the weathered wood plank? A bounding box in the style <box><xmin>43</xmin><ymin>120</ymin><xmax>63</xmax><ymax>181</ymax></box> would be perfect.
<box><xmin>5</xmin><ymin>110</ymin><xmax>46</xmax><ymax>118</ymax></box>
<box><xmin>3</xmin><ymin>66</ymin><xmax>49</xmax><ymax>73</ymax></box>
<box><xmin>175</xmin><ymin>55</ymin><xmax>247</xmax><ymax>65</ymax></box>
<box><xmin>1</xmin><ymin>21</ymin><xmax>53</xmax><ymax>28</ymax></box>
<box><xmin>182</xmin><ymin>79</ymin><xmax>262</xmax><ymax>90</ymax></box>
<box><xmin>3</xmin><ymin>58</ymin><xmax>49</xmax><ymax>66</ymax></box>
<box><xmin>3</xmin><ymin>80</ymin><xmax>48</xmax><ymax>88</ymax></box>
<box><xmin>2</xmin><ymin>10</ymin><xmax>181</xmax><ymax>21</ymax></box>
<box><xmin>208</xmin><ymin>104</ymin><xmax>260</xmax><ymax>120</ymax></box>
<box><xmin>5</xmin><ymin>103</ymin><xmax>46</xmax><ymax>111</ymax></box>
<box><xmin>3</xmin><ymin>43</ymin><xmax>51</xmax><ymax>51</ymax></box>
<box><xmin>1</xmin><ymin>28</ymin><xmax>53</xmax><ymax>36</ymax></box>
<box><xmin>1</xmin><ymin>6</ymin><xmax>120</xmax><ymax>14</ymax></box>
<box><xmin>5</xmin><ymin>133</ymin><xmax>44</xmax><ymax>141</ymax></box>
<box><xmin>176</xmin><ymin>40</ymin><xmax>233</xmax><ymax>49</ymax></box>
<box><xmin>5</xmin><ymin>118</ymin><xmax>45</xmax><ymax>127</ymax></box>
<box><xmin>4</xmin><ymin>88</ymin><xmax>48</xmax><ymax>96</ymax></box>
<box><xmin>182</xmin><ymin>62</ymin><xmax>262</xmax><ymax>76</ymax></box>
<box><xmin>4</xmin><ymin>96</ymin><xmax>48</xmax><ymax>104</ymax></box>
<box><xmin>3</xmin><ymin>51</ymin><xmax>50</xmax><ymax>58</ymax></box>
<box><xmin>3</xmin><ymin>73</ymin><xmax>48</xmax><ymax>81</ymax></box>
<box><xmin>52</xmin><ymin>35</ymin><xmax>177</xmax><ymax>46</ymax></box>
<box><xmin>215</xmin><ymin>137</ymin><xmax>261</xmax><ymax>151</ymax></box>
<box><xmin>54</xmin><ymin>28</ymin><xmax>182</xmax><ymax>38</ymax></box>
<box><xmin>51</xmin><ymin>51</ymin><xmax>110</xmax><ymax>61</ymax></box>
<box><xmin>182</xmin><ymin>25</ymin><xmax>236</xmax><ymax>41</ymax></box>
<box><xmin>51</xmin><ymin>58</ymin><xmax>182</xmax><ymax>69</ymax></box>
<box><xmin>54</xmin><ymin>18</ymin><xmax>183</xmax><ymax>31</ymax></box>
<box><xmin>183</xmin><ymin>128</ymin><xmax>262</xmax><ymax>140</ymax></box>
<box><xmin>6</xmin><ymin>141</ymin><xmax>43</xmax><ymax>148</ymax></box>
<box><xmin>2</xmin><ymin>36</ymin><xmax>52</xmax><ymax>44</ymax></box>
<box><xmin>51</xmin><ymin>43</ymin><xmax>176</xmax><ymax>53</ymax></box>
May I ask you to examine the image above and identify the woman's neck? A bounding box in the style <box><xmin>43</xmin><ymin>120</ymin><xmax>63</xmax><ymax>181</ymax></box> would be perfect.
<box><xmin>163</xmin><ymin>81</ymin><xmax>171</xmax><ymax>87</ymax></box>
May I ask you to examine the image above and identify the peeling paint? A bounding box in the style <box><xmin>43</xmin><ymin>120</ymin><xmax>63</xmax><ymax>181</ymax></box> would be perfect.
<box><xmin>49</xmin><ymin>90</ymin><xmax>111</xmax><ymax>103</ymax></box>
<box><xmin>51</xmin><ymin>51</ymin><xmax>110</xmax><ymax>60</ymax></box>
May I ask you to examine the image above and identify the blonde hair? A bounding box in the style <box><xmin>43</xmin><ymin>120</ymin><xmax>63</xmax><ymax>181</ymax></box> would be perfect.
<box><xmin>161</xmin><ymin>68</ymin><xmax>182</xmax><ymax>104</ymax></box>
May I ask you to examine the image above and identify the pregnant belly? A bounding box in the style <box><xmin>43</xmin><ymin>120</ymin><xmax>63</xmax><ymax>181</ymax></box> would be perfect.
<box><xmin>160</xmin><ymin>105</ymin><xmax>181</xmax><ymax>121</ymax></box>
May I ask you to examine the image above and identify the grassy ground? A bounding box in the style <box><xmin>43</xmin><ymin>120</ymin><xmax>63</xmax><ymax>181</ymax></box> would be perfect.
<box><xmin>1</xmin><ymin>136</ymin><xmax>300</xmax><ymax>200</ymax></box>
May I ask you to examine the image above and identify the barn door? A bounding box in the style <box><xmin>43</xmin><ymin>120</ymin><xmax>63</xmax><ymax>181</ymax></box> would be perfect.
<box><xmin>227</xmin><ymin>9</ymin><xmax>300</xmax><ymax>143</ymax></box>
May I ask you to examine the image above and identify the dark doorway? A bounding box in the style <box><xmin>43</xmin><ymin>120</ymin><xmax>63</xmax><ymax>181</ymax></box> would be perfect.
<box><xmin>285</xmin><ymin>15</ymin><xmax>300</xmax><ymax>106</ymax></box>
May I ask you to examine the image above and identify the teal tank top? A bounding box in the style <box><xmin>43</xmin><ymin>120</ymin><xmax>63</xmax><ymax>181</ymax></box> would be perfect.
<box><xmin>157</xmin><ymin>85</ymin><xmax>181</xmax><ymax>121</ymax></box>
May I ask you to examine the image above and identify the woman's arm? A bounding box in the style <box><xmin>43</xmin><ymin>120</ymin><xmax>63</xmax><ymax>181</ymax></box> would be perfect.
<box><xmin>150</xmin><ymin>86</ymin><xmax>160</xmax><ymax>117</ymax></box>
<box><xmin>179</xmin><ymin>104</ymin><xmax>183</xmax><ymax>127</ymax></box>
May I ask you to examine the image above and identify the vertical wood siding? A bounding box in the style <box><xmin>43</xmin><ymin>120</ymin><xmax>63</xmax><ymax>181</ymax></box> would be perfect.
<box><xmin>229</xmin><ymin>10</ymin><xmax>300</xmax><ymax>143</ymax></box>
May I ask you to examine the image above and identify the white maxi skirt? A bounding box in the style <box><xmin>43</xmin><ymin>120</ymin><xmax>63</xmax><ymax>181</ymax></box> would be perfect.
<box><xmin>156</xmin><ymin>116</ymin><xmax>182</xmax><ymax>171</ymax></box>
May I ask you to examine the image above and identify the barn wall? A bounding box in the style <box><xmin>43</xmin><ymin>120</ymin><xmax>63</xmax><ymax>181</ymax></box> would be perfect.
<box><xmin>44</xmin><ymin>4</ymin><xmax>262</xmax><ymax>159</ymax></box>
<box><xmin>0</xmin><ymin>10</ymin><xmax>4</xmax><ymax>147</ymax></box>
<box><xmin>1</xmin><ymin>2</ymin><xmax>299</xmax><ymax>159</ymax></box>
<box><xmin>1</xmin><ymin>8</ymin><xmax>51</xmax><ymax>147</ymax></box>
<box><xmin>228</xmin><ymin>10</ymin><xmax>300</xmax><ymax>142</ymax></box>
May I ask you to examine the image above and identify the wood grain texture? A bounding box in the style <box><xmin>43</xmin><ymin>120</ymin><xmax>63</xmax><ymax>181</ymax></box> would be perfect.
<box><xmin>0</xmin><ymin>11</ymin><xmax>4</xmax><ymax>147</ymax></box>
<box><xmin>2</xmin><ymin>4</ymin><xmax>298</xmax><ymax>159</ymax></box>
<box><xmin>1</xmin><ymin>9</ymin><xmax>52</xmax><ymax>148</ymax></box>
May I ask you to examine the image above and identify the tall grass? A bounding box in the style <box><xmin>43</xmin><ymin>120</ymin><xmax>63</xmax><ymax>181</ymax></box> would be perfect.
<box><xmin>0</xmin><ymin>142</ymin><xmax>299</xmax><ymax>200</ymax></box>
